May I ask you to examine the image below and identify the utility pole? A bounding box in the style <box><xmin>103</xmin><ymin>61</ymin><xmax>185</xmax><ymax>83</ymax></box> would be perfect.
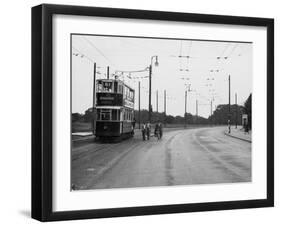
<box><xmin>107</xmin><ymin>66</ymin><xmax>110</xmax><ymax>79</ymax></box>
<box><xmin>184</xmin><ymin>90</ymin><xmax>187</xmax><ymax>128</ymax></box>
<box><xmin>228</xmin><ymin>75</ymin><xmax>231</xmax><ymax>133</ymax></box>
<box><xmin>210</xmin><ymin>100</ymin><xmax>213</xmax><ymax>116</ymax></box>
<box><xmin>164</xmin><ymin>89</ymin><xmax>166</xmax><ymax>126</ymax></box>
<box><xmin>210</xmin><ymin>99</ymin><xmax>213</xmax><ymax>126</ymax></box>
<box><xmin>148</xmin><ymin>65</ymin><xmax>152</xmax><ymax>123</ymax></box>
<box><xmin>156</xmin><ymin>90</ymin><xmax>158</xmax><ymax>113</ymax></box>
<box><xmin>148</xmin><ymin>55</ymin><xmax>159</xmax><ymax>123</ymax></box>
<box><xmin>235</xmin><ymin>93</ymin><xmax>238</xmax><ymax>129</ymax></box>
<box><xmin>138</xmin><ymin>81</ymin><xmax>141</xmax><ymax>129</ymax></box>
<box><xmin>92</xmin><ymin>62</ymin><xmax>97</xmax><ymax>134</ymax></box>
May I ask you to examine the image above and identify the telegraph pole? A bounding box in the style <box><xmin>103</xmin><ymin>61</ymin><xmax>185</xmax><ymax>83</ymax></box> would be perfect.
<box><xmin>148</xmin><ymin>55</ymin><xmax>159</xmax><ymax>123</ymax></box>
<box><xmin>228</xmin><ymin>75</ymin><xmax>231</xmax><ymax>133</ymax></box>
<box><xmin>92</xmin><ymin>62</ymin><xmax>97</xmax><ymax>134</ymax></box>
<box><xmin>210</xmin><ymin>99</ymin><xmax>213</xmax><ymax>125</ymax></box>
<box><xmin>138</xmin><ymin>81</ymin><xmax>141</xmax><ymax>129</ymax></box>
<box><xmin>107</xmin><ymin>66</ymin><xmax>110</xmax><ymax>79</ymax></box>
<box><xmin>184</xmin><ymin>90</ymin><xmax>187</xmax><ymax>128</ymax></box>
<box><xmin>210</xmin><ymin>100</ymin><xmax>213</xmax><ymax>116</ymax></box>
<box><xmin>235</xmin><ymin>93</ymin><xmax>238</xmax><ymax>129</ymax></box>
<box><xmin>196</xmin><ymin>99</ymin><xmax>198</xmax><ymax>117</ymax></box>
<box><xmin>164</xmin><ymin>89</ymin><xmax>166</xmax><ymax>126</ymax></box>
<box><xmin>148</xmin><ymin>65</ymin><xmax>152</xmax><ymax>123</ymax></box>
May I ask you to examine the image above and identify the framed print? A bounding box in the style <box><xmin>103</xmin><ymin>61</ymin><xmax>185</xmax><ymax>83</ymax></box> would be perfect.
<box><xmin>31</xmin><ymin>4</ymin><xmax>274</xmax><ymax>221</ymax></box>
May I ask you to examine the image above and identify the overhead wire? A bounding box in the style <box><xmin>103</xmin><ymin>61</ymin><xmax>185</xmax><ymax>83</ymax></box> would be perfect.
<box><xmin>82</xmin><ymin>37</ymin><xmax>117</xmax><ymax>67</ymax></box>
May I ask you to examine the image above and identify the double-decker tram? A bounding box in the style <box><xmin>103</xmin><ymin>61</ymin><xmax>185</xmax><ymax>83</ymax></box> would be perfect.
<box><xmin>94</xmin><ymin>78</ymin><xmax>135</xmax><ymax>141</ymax></box>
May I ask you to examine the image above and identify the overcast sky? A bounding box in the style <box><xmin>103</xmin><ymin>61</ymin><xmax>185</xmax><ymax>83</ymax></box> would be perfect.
<box><xmin>72</xmin><ymin>34</ymin><xmax>252</xmax><ymax>118</ymax></box>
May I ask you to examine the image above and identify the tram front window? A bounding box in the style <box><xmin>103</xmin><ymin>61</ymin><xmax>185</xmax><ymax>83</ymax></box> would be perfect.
<box><xmin>101</xmin><ymin>110</ymin><xmax>110</xmax><ymax>121</ymax></box>
<box><xmin>97</xmin><ymin>109</ymin><xmax>120</xmax><ymax>121</ymax></box>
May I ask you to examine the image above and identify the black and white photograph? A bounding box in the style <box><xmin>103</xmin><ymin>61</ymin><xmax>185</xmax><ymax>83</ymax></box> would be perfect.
<box><xmin>71</xmin><ymin>34</ymin><xmax>252</xmax><ymax>190</ymax></box>
<box><xmin>29</xmin><ymin>2</ymin><xmax>274</xmax><ymax>222</ymax></box>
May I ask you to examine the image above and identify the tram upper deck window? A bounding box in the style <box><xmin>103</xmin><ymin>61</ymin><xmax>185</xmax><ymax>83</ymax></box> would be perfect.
<box><xmin>129</xmin><ymin>89</ymin><xmax>134</xmax><ymax>100</ymax></box>
<box><xmin>125</xmin><ymin>87</ymin><xmax>134</xmax><ymax>101</ymax></box>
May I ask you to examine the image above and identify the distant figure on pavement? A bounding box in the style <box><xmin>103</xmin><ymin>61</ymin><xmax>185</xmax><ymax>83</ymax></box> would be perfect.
<box><xmin>141</xmin><ymin>123</ymin><xmax>146</xmax><ymax>141</ymax></box>
<box><xmin>243</xmin><ymin>118</ymin><xmax>249</xmax><ymax>134</ymax></box>
<box><xmin>244</xmin><ymin>122</ymin><xmax>249</xmax><ymax>134</ymax></box>
<box><xmin>159</xmin><ymin>122</ymin><xmax>163</xmax><ymax>138</ymax></box>
<box><xmin>146</xmin><ymin>122</ymin><xmax>151</xmax><ymax>140</ymax></box>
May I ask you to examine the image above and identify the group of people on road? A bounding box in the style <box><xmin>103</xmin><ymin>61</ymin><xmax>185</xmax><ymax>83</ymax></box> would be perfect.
<box><xmin>141</xmin><ymin>121</ymin><xmax>163</xmax><ymax>141</ymax></box>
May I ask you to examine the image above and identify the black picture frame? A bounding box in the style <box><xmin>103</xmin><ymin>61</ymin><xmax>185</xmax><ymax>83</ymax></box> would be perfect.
<box><xmin>32</xmin><ymin>4</ymin><xmax>274</xmax><ymax>222</ymax></box>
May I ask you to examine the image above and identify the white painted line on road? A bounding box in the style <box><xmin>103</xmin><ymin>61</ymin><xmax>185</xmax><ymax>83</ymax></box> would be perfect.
<box><xmin>199</xmin><ymin>136</ymin><xmax>219</xmax><ymax>143</ymax></box>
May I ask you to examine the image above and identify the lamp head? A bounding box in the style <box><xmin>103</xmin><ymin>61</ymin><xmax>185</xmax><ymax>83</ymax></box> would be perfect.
<box><xmin>154</xmin><ymin>56</ymin><xmax>159</xmax><ymax>67</ymax></box>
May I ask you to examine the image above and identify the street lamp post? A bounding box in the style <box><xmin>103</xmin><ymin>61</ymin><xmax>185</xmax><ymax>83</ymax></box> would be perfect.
<box><xmin>138</xmin><ymin>81</ymin><xmax>141</xmax><ymax>129</ymax></box>
<box><xmin>235</xmin><ymin>93</ymin><xmax>238</xmax><ymax>129</ymax></box>
<box><xmin>164</xmin><ymin>89</ymin><xmax>166</xmax><ymax>126</ymax></box>
<box><xmin>148</xmin><ymin>56</ymin><xmax>159</xmax><ymax>123</ymax></box>
<box><xmin>228</xmin><ymin>75</ymin><xmax>231</xmax><ymax>134</ymax></box>
<box><xmin>92</xmin><ymin>63</ymin><xmax>97</xmax><ymax>134</ymax></box>
<box><xmin>184</xmin><ymin>90</ymin><xmax>187</xmax><ymax>128</ymax></box>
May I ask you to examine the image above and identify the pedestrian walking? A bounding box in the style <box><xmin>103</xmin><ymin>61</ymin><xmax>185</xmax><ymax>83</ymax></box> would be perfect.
<box><xmin>244</xmin><ymin>122</ymin><xmax>249</xmax><ymax>134</ymax></box>
<box><xmin>146</xmin><ymin>122</ymin><xmax>151</xmax><ymax>140</ymax></box>
<box><xmin>141</xmin><ymin>123</ymin><xmax>146</xmax><ymax>141</ymax></box>
<box><xmin>243</xmin><ymin>118</ymin><xmax>249</xmax><ymax>134</ymax></box>
<box><xmin>159</xmin><ymin>122</ymin><xmax>163</xmax><ymax>139</ymax></box>
<box><xmin>154</xmin><ymin>121</ymin><xmax>163</xmax><ymax>140</ymax></box>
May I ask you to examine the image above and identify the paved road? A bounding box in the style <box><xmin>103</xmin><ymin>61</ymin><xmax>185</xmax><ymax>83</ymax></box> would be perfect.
<box><xmin>71</xmin><ymin>126</ymin><xmax>251</xmax><ymax>190</ymax></box>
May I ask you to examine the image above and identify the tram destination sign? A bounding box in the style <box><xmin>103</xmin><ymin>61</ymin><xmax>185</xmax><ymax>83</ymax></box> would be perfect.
<box><xmin>96</xmin><ymin>93</ymin><xmax>123</xmax><ymax>106</ymax></box>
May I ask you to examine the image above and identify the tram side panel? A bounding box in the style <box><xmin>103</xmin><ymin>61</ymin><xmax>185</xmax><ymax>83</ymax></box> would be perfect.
<box><xmin>122</xmin><ymin>121</ymin><xmax>133</xmax><ymax>134</ymax></box>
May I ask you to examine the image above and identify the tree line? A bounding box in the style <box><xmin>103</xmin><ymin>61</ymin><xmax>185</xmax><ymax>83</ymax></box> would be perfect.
<box><xmin>72</xmin><ymin>94</ymin><xmax>252</xmax><ymax>128</ymax></box>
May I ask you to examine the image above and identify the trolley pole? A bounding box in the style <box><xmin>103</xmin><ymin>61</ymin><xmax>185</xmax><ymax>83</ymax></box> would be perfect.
<box><xmin>184</xmin><ymin>90</ymin><xmax>187</xmax><ymax>128</ymax></box>
<box><xmin>138</xmin><ymin>81</ymin><xmax>141</xmax><ymax>129</ymax></box>
<box><xmin>148</xmin><ymin>65</ymin><xmax>152</xmax><ymax>123</ymax></box>
<box><xmin>228</xmin><ymin>75</ymin><xmax>231</xmax><ymax>133</ymax></box>
<box><xmin>235</xmin><ymin>93</ymin><xmax>238</xmax><ymax>129</ymax></box>
<box><xmin>107</xmin><ymin>66</ymin><xmax>110</xmax><ymax>79</ymax></box>
<box><xmin>92</xmin><ymin>62</ymin><xmax>97</xmax><ymax>134</ymax></box>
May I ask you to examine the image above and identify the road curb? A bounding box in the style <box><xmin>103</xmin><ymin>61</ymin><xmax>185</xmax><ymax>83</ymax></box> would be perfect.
<box><xmin>224</xmin><ymin>131</ymin><xmax>252</xmax><ymax>143</ymax></box>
